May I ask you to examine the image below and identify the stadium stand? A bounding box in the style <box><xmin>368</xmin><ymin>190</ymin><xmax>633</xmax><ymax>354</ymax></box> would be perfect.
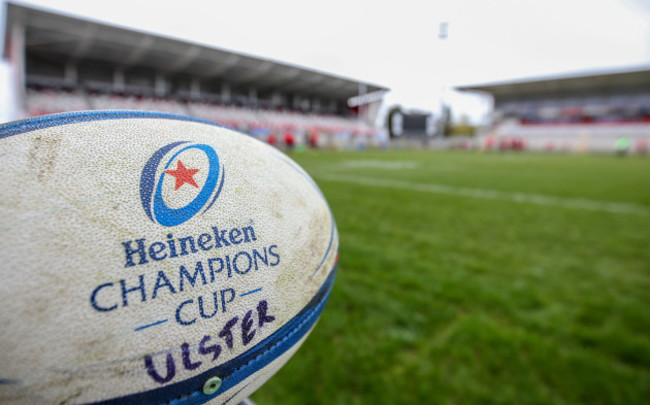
<box><xmin>4</xmin><ymin>2</ymin><xmax>387</xmax><ymax>149</ymax></box>
<box><xmin>458</xmin><ymin>67</ymin><xmax>650</xmax><ymax>153</ymax></box>
<box><xmin>25</xmin><ymin>86</ymin><xmax>88</xmax><ymax>116</ymax></box>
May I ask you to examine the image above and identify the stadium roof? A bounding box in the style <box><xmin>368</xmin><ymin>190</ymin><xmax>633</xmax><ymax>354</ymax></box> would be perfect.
<box><xmin>5</xmin><ymin>2</ymin><xmax>388</xmax><ymax>101</ymax></box>
<box><xmin>456</xmin><ymin>65</ymin><xmax>650</xmax><ymax>98</ymax></box>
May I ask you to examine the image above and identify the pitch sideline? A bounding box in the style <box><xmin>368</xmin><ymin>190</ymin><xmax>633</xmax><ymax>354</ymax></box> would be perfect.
<box><xmin>314</xmin><ymin>173</ymin><xmax>650</xmax><ymax>216</ymax></box>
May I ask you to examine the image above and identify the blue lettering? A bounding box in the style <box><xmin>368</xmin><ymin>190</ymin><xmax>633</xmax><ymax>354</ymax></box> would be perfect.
<box><xmin>179</xmin><ymin>236</ymin><xmax>198</xmax><ymax>256</ymax></box>
<box><xmin>242</xmin><ymin>225</ymin><xmax>257</xmax><ymax>242</ymax></box>
<box><xmin>220</xmin><ymin>288</ymin><xmax>235</xmax><ymax>313</ymax></box>
<box><xmin>197</xmin><ymin>233</ymin><xmax>213</xmax><ymax>251</ymax></box>
<box><xmin>123</xmin><ymin>239</ymin><xmax>148</xmax><ymax>267</ymax></box>
<box><xmin>152</xmin><ymin>271</ymin><xmax>176</xmax><ymax>299</ymax></box>
<box><xmin>269</xmin><ymin>244</ymin><xmax>280</xmax><ymax>266</ymax></box>
<box><xmin>198</xmin><ymin>291</ymin><xmax>219</xmax><ymax>319</ymax></box>
<box><xmin>252</xmin><ymin>247</ymin><xmax>268</xmax><ymax>270</ymax></box>
<box><xmin>212</xmin><ymin>227</ymin><xmax>231</xmax><ymax>247</ymax></box>
<box><xmin>120</xmin><ymin>275</ymin><xmax>146</xmax><ymax>307</ymax></box>
<box><xmin>233</xmin><ymin>251</ymin><xmax>252</xmax><ymax>274</ymax></box>
<box><xmin>225</xmin><ymin>254</ymin><xmax>233</xmax><ymax>277</ymax></box>
<box><xmin>148</xmin><ymin>242</ymin><xmax>167</xmax><ymax>261</ymax></box>
<box><xmin>229</xmin><ymin>228</ymin><xmax>242</xmax><ymax>245</ymax></box>
<box><xmin>90</xmin><ymin>282</ymin><xmax>117</xmax><ymax>312</ymax></box>
<box><xmin>176</xmin><ymin>299</ymin><xmax>196</xmax><ymax>325</ymax></box>
<box><xmin>208</xmin><ymin>257</ymin><xmax>224</xmax><ymax>282</ymax></box>
<box><xmin>167</xmin><ymin>234</ymin><xmax>178</xmax><ymax>258</ymax></box>
<box><xmin>179</xmin><ymin>261</ymin><xmax>207</xmax><ymax>291</ymax></box>
<box><xmin>119</xmin><ymin>224</ymin><xmax>256</xmax><ymax>268</ymax></box>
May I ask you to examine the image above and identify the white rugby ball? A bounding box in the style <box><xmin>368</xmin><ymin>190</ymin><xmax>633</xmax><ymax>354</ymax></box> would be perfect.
<box><xmin>0</xmin><ymin>111</ymin><xmax>338</xmax><ymax>404</ymax></box>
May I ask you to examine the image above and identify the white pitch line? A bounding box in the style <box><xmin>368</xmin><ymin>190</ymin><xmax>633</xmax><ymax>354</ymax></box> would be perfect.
<box><xmin>314</xmin><ymin>173</ymin><xmax>650</xmax><ymax>216</ymax></box>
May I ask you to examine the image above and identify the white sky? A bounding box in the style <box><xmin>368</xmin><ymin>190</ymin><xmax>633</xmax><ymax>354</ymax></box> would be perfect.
<box><xmin>12</xmin><ymin>0</ymin><xmax>650</xmax><ymax>123</ymax></box>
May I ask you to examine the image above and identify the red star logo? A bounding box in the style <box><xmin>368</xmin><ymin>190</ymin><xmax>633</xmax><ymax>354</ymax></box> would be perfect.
<box><xmin>164</xmin><ymin>160</ymin><xmax>200</xmax><ymax>190</ymax></box>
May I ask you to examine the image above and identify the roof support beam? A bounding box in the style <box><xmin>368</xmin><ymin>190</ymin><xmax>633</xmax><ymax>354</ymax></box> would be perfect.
<box><xmin>122</xmin><ymin>35</ymin><xmax>155</xmax><ymax>67</ymax></box>
<box><xmin>203</xmin><ymin>54</ymin><xmax>241</xmax><ymax>77</ymax></box>
<box><xmin>265</xmin><ymin>68</ymin><xmax>302</xmax><ymax>88</ymax></box>
<box><xmin>229</xmin><ymin>60</ymin><xmax>274</xmax><ymax>83</ymax></box>
<box><xmin>69</xmin><ymin>23</ymin><xmax>97</xmax><ymax>62</ymax></box>
<box><xmin>164</xmin><ymin>45</ymin><xmax>202</xmax><ymax>73</ymax></box>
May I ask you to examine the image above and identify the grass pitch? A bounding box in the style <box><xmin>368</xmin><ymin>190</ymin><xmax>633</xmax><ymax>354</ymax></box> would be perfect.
<box><xmin>252</xmin><ymin>150</ymin><xmax>650</xmax><ymax>405</ymax></box>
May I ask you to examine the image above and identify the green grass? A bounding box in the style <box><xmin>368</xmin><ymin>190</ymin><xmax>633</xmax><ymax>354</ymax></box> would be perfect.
<box><xmin>251</xmin><ymin>150</ymin><xmax>650</xmax><ymax>405</ymax></box>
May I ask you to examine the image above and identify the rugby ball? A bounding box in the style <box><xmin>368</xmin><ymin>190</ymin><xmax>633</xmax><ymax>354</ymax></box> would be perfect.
<box><xmin>0</xmin><ymin>111</ymin><xmax>338</xmax><ymax>404</ymax></box>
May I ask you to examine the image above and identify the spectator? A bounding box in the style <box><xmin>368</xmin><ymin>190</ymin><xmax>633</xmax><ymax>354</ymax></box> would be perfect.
<box><xmin>284</xmin><ymin>132</ymin><xmax>295</xmax><ymax>151</ymax></box>
<box><xmin>267</xmin><ymin>133</ymin><xmax>277</xmax><ymax>147</ymax></box>
<box><xmin>615</xmin><ymin>136</ymin><xmax>630</xmax><ymax>156</ymax></box>
<box><xmin>308</xmin><ymin>131</ymin><xmax>319</xmax><ymax>149</ymax></box>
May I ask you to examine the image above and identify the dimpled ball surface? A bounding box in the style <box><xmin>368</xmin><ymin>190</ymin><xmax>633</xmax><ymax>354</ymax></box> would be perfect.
<box><xmin>0</xmin><ymin>111</ymin><xmax>338</xmax><ymax>405</ymax></box>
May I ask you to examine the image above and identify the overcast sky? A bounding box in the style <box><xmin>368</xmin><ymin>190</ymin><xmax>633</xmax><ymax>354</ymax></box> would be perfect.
<box><xmin>12</xmin><ymin>0</ymin><xmax>650</xmax><ymax>122</ymax></box>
